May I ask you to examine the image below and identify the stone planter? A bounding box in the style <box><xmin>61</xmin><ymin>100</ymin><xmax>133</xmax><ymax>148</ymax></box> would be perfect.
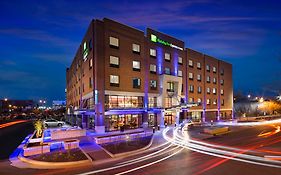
<box><xmin>51</xmin><ymin>129</ymin><xmax>86</xmax><ymax>140</ymax></box>
<box><xmin>63</xmin><ymin>139</ymin><xmax>79</xmax><ymax>150</ymax></box>
<box><xmin>23</xmin><ymin>143</ymin><xmax>50</xmax><ymax>157</ymax></box>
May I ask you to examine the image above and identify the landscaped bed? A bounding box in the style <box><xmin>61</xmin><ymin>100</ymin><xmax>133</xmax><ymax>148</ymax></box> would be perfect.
<box><xmin>29</xmin><ymin>148</ymin><xmax>88</xmax><ymax>162</ymax></box>
<box><xmin>100</xmin><ymin>135</ymin><xmax>152</xmax><ymax>154</ymax></box>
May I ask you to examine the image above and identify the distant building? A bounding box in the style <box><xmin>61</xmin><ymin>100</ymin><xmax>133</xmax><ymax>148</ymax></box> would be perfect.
<box><xmin>66</xmin><ymin>18</ymin><xmax>233</xmax><ymax>133</ymax></box>
<box><xmin>52</xmin><ymin>100</ymin><xmax>66</xmax><ymax>110</ymax></box>
<box><xmin>0</xmin><ymin>99</ymin><xmax>35</xmax><ymax>113</ymax></box>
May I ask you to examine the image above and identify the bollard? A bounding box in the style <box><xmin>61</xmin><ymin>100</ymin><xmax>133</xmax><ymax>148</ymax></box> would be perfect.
<box><xmin>165</xmin><ymin>123</ymin><xmax>168</xmax><ymax>128</ymax></box>
<box><xmin>158</xmin><ymin>125</ymin><xmax>160</xmax><ymax>130</ymax></box>
<box><xmin>153</xmin><ymin>127</ymin><xmax>155</xmax><ymax>133</ymax></box>
<box><xmin>174</xmin><ymin>123</ymin><xmax>177</xmax><ymax>127</ymax></box>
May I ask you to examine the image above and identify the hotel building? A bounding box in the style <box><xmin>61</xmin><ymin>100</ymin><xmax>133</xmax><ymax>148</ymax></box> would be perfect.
<box><xmin>66</xmin><ymin>18</ymin><xmax>233</xmax><ymax>133</ymax></box>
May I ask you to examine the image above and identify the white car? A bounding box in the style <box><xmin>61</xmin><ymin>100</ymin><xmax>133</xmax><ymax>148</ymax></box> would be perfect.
<box><xmin>44</xmin><ymin>119</ymin><xmax>65</xmax><ymax>127</ymax></box>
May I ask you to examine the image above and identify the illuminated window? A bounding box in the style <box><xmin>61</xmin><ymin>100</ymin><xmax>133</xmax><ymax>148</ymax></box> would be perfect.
<box><xmin>110</xmin><ymin>56</ymin><xmax>119</xmax><ymax>67</ymax></box>
<box><xmin>206</xmin><ymin>76</ymin><xmax>210</xmax><ymax>83</ymax></box>
<box><xmin>207</xmin><ymin>87</ymin><xmax>210</xmax><ymax>94</ymax></box>
<box><xmin>213</xmin><ymin>77</ymin><xmax>216</xmax><ymax>84</ymax></box>
<box><xmin>207</xmin><ymin>99</ymin><xmax>211</xmax><ymax>105</ymax></box>
<box><xmin>89</xmin><ymin>58</ymin><xmax>93</xmax><ymax>69</ymax></box>
<box><xmin>150</xmin><ymin>80</ymin><xmax>157</xmax><ymax>90</ymax></box>
<box><xmin>132</xmin><ymin>61</ymin><xmax>141</xmax><ymax>71</ymax></box>
<box><xmin>221</xmin><ymin>99</ymin><xmax>224</xmax><ymax>106</ymax></box>
<box><xmin>220</xmin><ymin>79</ymin><xmax>224</xmax><ymax>85</ymax></box>
<box><xmin>206</xmin><ymin>65</ymin><xmax>210</xmax><ymax>72</ymax></box>
<box><xmin>132</xmin><ymin>43</ymin><xmax>140</xmax><ymax>53</ymax></box>
<box><xmin>165</xmin><ymin>68</ymin><xmax>171</xmax><ymax>75</ymax></box>
<box><xmin>109</xmin><ymin>36</ymin><xmax>119</xmax><ymax>48</ymax></box>
<box><xmin>150</xmin><ymin>49</ymin><xmax>156</xmax><ymax>57</ymax></box>
<box><xmin>178</xmin><ymin>57</ymin><xmax>183</xmax><ymax>64</ymax></box>
<box><xmin>197</xmin><ymin>74</ymin><xmax>201</xmax><ymax>81</ymax></box>
<box><xmin>213</xmin><ymin>88</ymin><xmax>216</xmax><ymax>94</ymax></box>
<box><xmin>133</xmin><ymin>78</ymin><xmax>141</xmax><ymax>88</ymax></box>
<box><xmin>221</xmin><ymin>89</ymin><xmax>224</xmax><ymax>95</ymax></box>
<box><xmin>197</xmin><ymin>62</ymin><xmax>201</xmax><ymax>69</ymax></box>
<box><xmin>167</xmin><ymin>82</ymin><xmax>174</xmax><ymax>92</ymax></box>
<box><xmin>213</xmin><ymin>67</ymin><xmax>217</xmax><ymax>73</ymax></box>
<box><xmin>165</xmin><ymin>53</ymin><xmax>171</xmax><ymax>61</ymax></box>
<box><xmin>198</xmin><ymin>86</ymin><xmax>202</xmax><ymax>93</ymax></box>
<box><xmin>198</xmin><ymin>98</ymin><xmax>202</xmax><ymax>103</ymax></box>
<box><xmin>213</xmin><ymin>99</ymin><xmax>217</xmax><ymax>105</ymax></box>
<box><xmin>150</xmin><ymin>64</ymin><xmax>157</xmax><ymax>73</ymax></box>
<box><xmin>189</xmin><ymin>60</ymin><xmax>193</xmax><ymax>67</ymax></box>
<box><xmin>189</xmin><ymin>73</ymin><xmax>193</xmax><ymax>80</ymax></box>
<box><xmin>189</xmin><ymin>85</ymin><xmax>194</xmax><ymax>92</ymax></box>
<box><xmin>188</xmin><ymin>98</ymin><xmax>194</xmax><ymax>103</ymax></box>
<box><xmin>178</xmin><ymin>70</ymin><xmax>182</xmax><ymax>77</ymax></box>
<box><xmin>110</xmin><ymin>75</ymin><xmax>119</xmax><ymax>86</ymax></box>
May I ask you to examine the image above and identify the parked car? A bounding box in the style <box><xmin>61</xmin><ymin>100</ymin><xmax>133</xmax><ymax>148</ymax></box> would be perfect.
<box><xmin>44</xmin><ymin>119</ymin><xmax>65</xmax><ymax>127</ymax></box>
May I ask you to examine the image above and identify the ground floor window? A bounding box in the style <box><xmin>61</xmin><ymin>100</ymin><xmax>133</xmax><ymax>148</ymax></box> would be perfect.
<box><xmin>105</xmin><ymin>95</ymin><xmax>143</xmax><ymax>110</ymax></box>
<box><xmin>148</xmin><ymin>114</ymin><xmax>157</xmax><ymax>127</ymax></box>
<box><xmin>187</xmin><ymin>111</ymin><xmax>202</xmax><ymax>122</ymax></box>
<box><xmin>164</xmin><ymin>113</ymin><xmax>176</xmax><ymax>125</ymax></box>
<box><xmin>105</xmin><ymin>114</ymin><xmax>143</xmax><ymax>132</ymax></box>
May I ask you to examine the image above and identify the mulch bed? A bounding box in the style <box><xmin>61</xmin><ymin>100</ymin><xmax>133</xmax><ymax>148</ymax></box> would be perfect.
<box><xmin>29</xmin><ymin>148</ymin><xmax>88</xmax><ymax>162</ymax></box>
<box><xmin>100</xmin><ymin>136</ymin><xmax>152</xmax><ymax>154</ymax></box>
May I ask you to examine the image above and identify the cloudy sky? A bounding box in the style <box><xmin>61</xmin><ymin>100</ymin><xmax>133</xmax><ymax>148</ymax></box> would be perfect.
<box><xmin>0</xmin><ymin>0</ymin><xmax>281</xmax><ymax>103</ymax></box>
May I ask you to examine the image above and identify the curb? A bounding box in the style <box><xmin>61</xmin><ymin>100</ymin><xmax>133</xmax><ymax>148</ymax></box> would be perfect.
<box><xmin>18</xmin><ymin>151</ymin><xmax>91</xmax><ymax>169</ymax></box>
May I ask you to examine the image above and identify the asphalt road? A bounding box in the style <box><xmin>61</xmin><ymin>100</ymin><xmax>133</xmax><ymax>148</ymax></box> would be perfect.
<box><xmin>2</xmin><ymin>124</ymin><xmax>281</xmax><ymax>175</ymax></box>
<box><xmin>0</xmin><ymin>120</ymin><xmax>33</xmax><ymax>160</ymax></box>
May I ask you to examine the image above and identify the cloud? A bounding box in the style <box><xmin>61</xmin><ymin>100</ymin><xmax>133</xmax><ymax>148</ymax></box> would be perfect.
<box><xmin>0</xmin><ymin>28</ymin><xmax>76</xmax><ymax>46</ymax></box>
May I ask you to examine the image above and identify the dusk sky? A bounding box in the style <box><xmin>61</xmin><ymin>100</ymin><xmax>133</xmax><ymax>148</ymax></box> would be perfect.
<box><xmin>0</xmin><ymin>0</ymin><xmax>281</xmax><ymax>104</ymax></box>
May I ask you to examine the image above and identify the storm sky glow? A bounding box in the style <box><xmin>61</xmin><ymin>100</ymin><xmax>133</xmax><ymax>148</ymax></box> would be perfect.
<box><xmin>0</xmin><ymin>0</ymin><xmax>280</xmax><ymax>102</ymax></box>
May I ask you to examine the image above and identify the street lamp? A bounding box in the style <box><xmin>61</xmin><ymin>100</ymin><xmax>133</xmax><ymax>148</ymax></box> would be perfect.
<box><xmin>4</xmin><ymin>98</ymin><xmax>8</xmax><ymax>101</ymax></box>
<box><xmin>259</xmin><ymin>97</ymin><xmax>264</xmax><ymax>103</ymax></box>
<box><xmin>247</xmin><ymin>94</ymin><xmax>251</xmax><ymax>98</ymax></box>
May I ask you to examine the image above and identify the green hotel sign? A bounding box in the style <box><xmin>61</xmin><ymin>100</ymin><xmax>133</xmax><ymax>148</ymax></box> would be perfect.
<box><xmin>83</xmin><ymin>41</ymin><xmax>89</xmax><ymax>62</ymax></box>
<box><xmin>150</xmin><ymin>34</ymin><xmax>183</xmax><ymax>51</ymax></box>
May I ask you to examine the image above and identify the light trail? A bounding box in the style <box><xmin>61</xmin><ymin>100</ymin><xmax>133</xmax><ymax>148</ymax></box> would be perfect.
<box><xmin>0</xmin><ymin>120</ymin><xmax>27</xmax><ymax>129</ymax></box>
<box><xmin>163</xmin><ymin>126</ymin><xmax>281</xmax><ymax>170</ymax></box>
<box><xmin>258</xmin><ymin>125</ymin><xmax>281</xmax><ymax>137</ymax></box>
<box><xmin>218</xmin><ymin>118</ymin><xmax>281</xmax><ymax>126</ymax></box>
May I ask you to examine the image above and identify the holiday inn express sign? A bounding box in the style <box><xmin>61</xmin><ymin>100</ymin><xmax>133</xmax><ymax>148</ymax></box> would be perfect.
<box><xmin>150</xmin><ymin>34</ymin><xmax>183</xmax><ymax>51</ymax></box>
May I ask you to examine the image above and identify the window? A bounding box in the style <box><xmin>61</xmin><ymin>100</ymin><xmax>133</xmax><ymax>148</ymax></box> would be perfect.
<box><xmin>110</xmin><ymin>56</ymin><xmax>119</xmax><ymax>67</ymax></box>
<box><xmin>206</xmin><ymin>65</ymin><xmax>210</xmax><ymax>72</ymax></box>
<box><xmin>148</xmin><ymin>97</ymin><xmax>157</xmax><ymax>108</ymax></box>
<box><xmin>221</xmin><ymin>99</ymin><xmax>225</xmax><ymax>106</ymax></box>
<box><xmin>82</xmin><ymin>83</ymin><xmax>85</xmax><ymax>92</ymax></box>
<box><xmin>198</xmin><ymin>98</ymin><xmax>202</xmax><ymax>103</ymax></box>
<box><xmin>207</xmin><ymin>99</ymin><xmax>211</xmax><ymax>105</ymax></box>
<box><xmin>197</xmin><ymin>74</ymin><xmax>201</xmax><ymax>81</ymax></box>
<box><xmin>213</xmin><ymin>99</ymin><xmax>217</xmax><ymax>105</ymax></box>
<box><xmin>206</xmin><ymin>76</ymin><xmax>210</xmax><ymax>83</ymax></box>
<box><xmin>213</xmin><ymin>77</ymin><xmax>217</xmax><ymax>84</ymax></box>
<box><xmin>150</xmin><ymin>49</ymin><xmax>156</xmax><ymax>57</ymax></box>
<box><xmin>188</xmin><ymin>98</ymin><xmax>194</xmax><ymax>103</ymax></box>
<box><xmin>150</xmin><ymin>64</ymin><xmax>157</xmax><ymax>73</ymax></box>
<box><xmin>220</xmin><ymin>68</ymin><xmax>224</xmax><ymax>75</ymax></box>
<box><xmin>165</xmin><ymin>53</ymin><xmax>171</xmax><ymax>61</ymax></box>
<box><xmin>197</xmin><ymin>62</ymin><xmax>201</xmax><ymax>69</ymax></box>
<box><xmin>189</xmin><ymin>72</ymin><xmax>193</xmax><ymax>80</ymax></box>
<box><xmin>213</xmin><ymin>66</ymin><xmax>217</xmax><ymax>73</ymax></box>
<box><xmin>150</xmin><ymin>80</ymin><xmax>157</xmax><ymax>90</ymax></box>
<box><xmin>109</xmin><ymin>36</ymin><xmax>119</xmax><ymax>48</ymax></box>
<box><xmin>207</xmin><ymin>87</ymin><xmax>210</xmax><ymax>94</ymax></box>
<box><xmin>220</xmin><ymin>79</ymin><xmax>224</xmax><ymax>85</ymax></box>
<box><xmin>133</xmin><ymin>78</ymin><xmax>141</xmax><ymax>88</ymax></box>
<box><xmin>167</xmin><ymin>82</ymin><xmax>174</xmax><ymax>92</ymax></box>
<box><xmin>221</xmin><ymin>89</ymin><xmax>224</xmax><ymax>95</ymax></box>
<box><xmin>213</xmin><ymin>88</ymin><xmax>216</xmax><ymax>94</ymax></box>
<box><xmin>110</xmin><ymin>75</ymin><xmax>119</xmax><ymax>86</ymax></box>
<box><xmin>178</xmin><ymin>70</ymin><xmax>182</xmax><ymax>77</ymax></box>
<box><xmin>89</xmin><ymin>39</ymin><xmax>92</xmax><ymax>50</ymax></box>
<box><xmin>198</xmin><ymin>86</ymin><xmax>202</xmax><ymax>94</ymax></box>
<box><xmin>189</xmin><ymin>85</ymin><xmax>194</xmax><ymax>92</ymax></box>
<box><xmin>132</xmin><ymin>61</ymin><xmax>141</xmax><ymax>71</ymax></box>
<box><xmin>178</xmin><ymin>57</ymin><xmax>183</xmax><ymax>64</ymax></box>
<box><xmin>165</xmin><ymin>68</ymin><xmax>171</xmax><ymax>75</ymax></box>
<box><xmin>89</xmin><ymin>58</ymin><xmax>93</xmax><ymax>69</ymax></box>
<box><xmin>89</xmin><ymin>77</ymin><xmax>93</xmax><ymax>88</ymax></box>
<box><xmin>189</xmin><ymin>60</ymin><xmax>193</xmax><ymax>67</ymax></box>
<box><xmin>132</xmin><ymin>43</ymin><xmax>140</xmax><ymax>53</ymax></box>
